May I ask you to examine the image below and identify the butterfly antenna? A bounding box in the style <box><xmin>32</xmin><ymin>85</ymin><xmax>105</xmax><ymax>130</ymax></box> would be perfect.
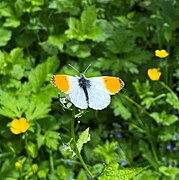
<box><xmin>68</xmin><ymin>64</ymin><xmax>80</xmax><ymax>74</ymax></box>
<box><xmin>83</xmin><ymin>64</ymin><xmax>91</xmax><ymax>74</ymax></box>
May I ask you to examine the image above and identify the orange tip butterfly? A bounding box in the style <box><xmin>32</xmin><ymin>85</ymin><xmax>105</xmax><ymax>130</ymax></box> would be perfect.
<box><xmin>51</xmin><ymin>64</ymin><xmax>125</xmax><ymax>110</ymax></box>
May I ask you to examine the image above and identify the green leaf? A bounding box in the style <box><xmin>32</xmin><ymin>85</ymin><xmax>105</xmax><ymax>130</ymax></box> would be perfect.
<box><xmin>10</xmin><ymin>47</ymin><xmax>24</xmax><ymax>64</ymax></box>
<box><xmin>45</xmin><ymin>130</ymin><xmax>59</xmax><ymax>150</ymax></box>
<box><xmin>0</xmin><ymin>2</ymin><xmax>14</xmax><ymax>17</ymax></box>
<box><xmin>150</xmin><ymin>111</ymin><xmax>178</xmax><ymax>126</ymax></box>
<box><xmin>98</xmin><ymin>162</ymin><xmax>144</xmax><ymax>180</ymax></box>
<box><xmin>111</xmin><ymin>96</ymin><xmax>131</xmax><ymax>120</ymax></box>
<box><xmin>26</xmin><ymin>141</ymin><xmax>38</xmax><ymax>158</ymax></box>
<box><xmin>28</xmin><ymin>62</ymin><xmax>47</xmax><ymax>93</ymax></box>
<box><xmin>3</xmin><ymin>18</ymin><xmax>21</xmax><ymax>28</ymax></box>
<box><xmin>0</xmin><ymin>91</ymin><xmax>28</xmax><ymax>119</ymax></box>
<box><xmin>25</xmin><ymin>0</ymin><xmax>44</xmax><ymax>6</ymax></box>
<box><xmin>76</xmin><ymin>127</ymin><xmax>90</xmax><ymax>153</ymax></box>
<box><xmin>133</xmin><ymin>80</ymin><xmax>154</xmax><ymax>100</ymax></box>
<box><xmin>81</xmin><ymin>5</ymin><xmax>97</xmax><ymax>32</ymax></box>
<box><xmin>164</xmin><ymin>26</ymin><xmax>172</xmax><ymax>42</ymax></box>
<box><xmin>159</xmin><ymin>166</ymin><xmax>179</xmax><ymax>178</ymax></box>
<box><xmin>45</xmin><ymin>55</ymin><xmax>60</xmax><ymax>74</ymax></box>
<box><xmin>25</xmin><ymin>102</ymin><xmax>51</xmax><ymax>121</ymax></box>
<box><xmin>40</xmin><ymin>41</ymin><xmax>59</xmax><ymax>55</ymax></box>
<box><xmin>56</xmin><ymin>165</ymin><xmax>74</xmax><ymax>179</ymax></box>
<box><xmin>94</xmin><ymin>141</ymin><xmax>119</xmax><ymax>164</ymax></box>
<box><xmin>36</xmin><ymin>131</ymin><xmax>46</xmax><ymax>149</ymax></box>
<box><xmin>10</xmin><ymin>64</ymin><xmax>24</xmax><ymax>80</ymax></box>
<box><xmin>106</xmin><ymin>28</ymin><xmax>135</xmax><ymax>54</ymax></box>
<box><xmin>139</xmin><ymin>141</ymin><xmax>158</xmax><ymax>169</ymax></box>
<box><xmin>49</xmin><ymin>0</ymin><xmax>80</xmax><ymax>15</ymax></box>
<box><xmin>48</xmin><ymin>35</ymin><xmax>67</xmax><ymax>52</ymax></box>
<box><xmin>0</xmin><ymin>28</ymin><xmax>12</xmax><ymax>47</ymax></box>
<box><xmin>166</xmin><ymin>92</ymin><xmax>179</xmax><ymax>110</ymax></box>
<box><xmin>94</xmin><ymin>20</ymin><xmax>113</xmax><ymax>42</ymax></box>
<box><xmin>133</xmin><ymin>170</ymin><xmax>160</xmax><ymax>180</ymax></box>
<box><xmin>65</xmin><ymin>41</ymin><xmax>91</xmax><ymax>58</ymax></box>
<box><xmin>77</xmin><ymin>169</ymin><xmax>88</xmax><ymax>180</ymax></box>
<box><xmin>65</xmin><ymin>6</ymin><xmax>101</xmax><ymax>41</ymax></box>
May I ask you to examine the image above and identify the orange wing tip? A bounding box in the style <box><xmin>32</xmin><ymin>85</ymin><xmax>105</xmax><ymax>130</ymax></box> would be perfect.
<box><xmin>51</xmin><ymin>75</ymin><xmax>70</xmax><ymax>93</ymax></box>
<box><xmin>103</xmin><ymin>77</ymin><xmax>125</xmax><ymax>94</ymax></box>
<box><xmin>119</xmin><ymin>78</ymin><xmax>125</xmax><ymax>90</ymax></box>
<box><xmin>51</xmin><ymin>76</ymin><xmax>56</xmax><ymax>87</ymax></box>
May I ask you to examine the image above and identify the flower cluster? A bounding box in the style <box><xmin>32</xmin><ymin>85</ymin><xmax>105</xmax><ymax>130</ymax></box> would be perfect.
<box><xmin>147</xmin><ymin>49</ymin><xmax>169</xmax><ymax>81</ymax></box>
<box><xmin>10</xmin><ymin>117</ymin><xmax>30</xmax><ymax>135</ymax></box>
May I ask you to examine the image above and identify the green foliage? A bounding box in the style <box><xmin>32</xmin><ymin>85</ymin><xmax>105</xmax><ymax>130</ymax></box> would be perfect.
<box><xmin>65</xmin><ymin>6</ymin><xmax>101</xmax><ymax>41</ymax></box>
<box><xmin>94</xmin><ymin>141</ymin><xmax>119</xmax><ymax>164</ymax></box>
<box><xmin>1</xmin><ymin>0</ymin><xmax>179</xmax><ymax>179</ymax></box>
<box><xmin>99</xmin><ymin>162</ymin><xmax>144</xmax><ymax>180</ymax></box>
<box><xmin>77</xmin><ymin>127</ymin><xmax>90</xmax><ymax>153</ymax></box>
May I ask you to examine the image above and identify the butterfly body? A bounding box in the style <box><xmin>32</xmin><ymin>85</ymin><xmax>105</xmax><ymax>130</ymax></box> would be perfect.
<box><xmin>51</xmin><ymin>73</ymin><xmax>124</xmax><ymax>110</ymax></box>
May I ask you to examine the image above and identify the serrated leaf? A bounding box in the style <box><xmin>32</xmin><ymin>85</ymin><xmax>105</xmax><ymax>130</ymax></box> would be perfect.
<box><xmin>25</xmin><ymin>101</ymin><xmax>51</xmax><ymax>121</ymax></box>
<box><xmin>0</xmin><ymin>91</ymin><xmax>28</xmax><ymax>119</ymax></box>
<box><xmin>28</xmin><ymin>57</ymin><xmax>56</xmax><ymax>93</ymax></box>
<box><xmin>106</xmin><ymin>28</ymin><xmax>135</xmax><ymax>54</ymax></box>
<box><xmin>94</xmin><ymin>141</ymin><xmax>119</xmax><ymax>164</ymax></box>
<box><xmin>45</xmin><ymin>130</ymin><xmax>59</xmax><ymax>150</ymax></box>
<box><xmin>76</xmin><ymin>127</ymin><xmax>90</xmax><ymax>153</ymax></box>
<box><xmin>111</xmin><ymin>96</ymin><xmax>131</xmax><ymax>120</ymax></box>
<box><xmin>99</xmin><ymin>162</ymin><xmax>144</xmax><ymax>180</ymax></box>
<box><xmin>65</xmin><ymin>6</ymin><xmax>101</xmax><ymax>41</ymax></box>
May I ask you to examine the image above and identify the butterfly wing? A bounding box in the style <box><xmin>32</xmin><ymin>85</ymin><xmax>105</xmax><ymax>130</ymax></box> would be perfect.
<box><xmin>87</xmin><ymin>76</ymin><xmax>124</xmax><ymax>110</ymax></box>
<box><xmin>51</xmin><ymin>75</ymin><xmax>88</xmax><ymax>109</ymax></box>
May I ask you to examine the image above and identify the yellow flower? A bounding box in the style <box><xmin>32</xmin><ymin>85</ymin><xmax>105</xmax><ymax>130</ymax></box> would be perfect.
<box><xmin>155</xmin><ymin>49</ymin><xmax>169</xmax><ymax>58</ymax></box>
<box><xmin>147</xmin><ymin>68</ymin><xmax>161</xmax><ymax>81</ymax></box>
<box><xmin>15</xmin><ymin>161</ymin><xmax>22</xmax><ymax>169</ymax></box>
<box><xmin>10</xmin><ymin>117</ymin><xmax>30</xmax><ymax>135</ymax></box>
<box><xmin>31</xmin><ymin>164</ymin><xmax>38</xmax><ymax>173</ymax></box>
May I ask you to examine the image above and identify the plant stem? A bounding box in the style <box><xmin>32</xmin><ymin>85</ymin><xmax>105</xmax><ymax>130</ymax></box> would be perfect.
<box><xmin>71</xmin><ymin>107</ymin><xmax>93</xmax><ymax>178</ymax></box>
<box><xmin>49</xmin><ymin>150</ymin><xmax>54</xmax><ymax>173</ymax></box>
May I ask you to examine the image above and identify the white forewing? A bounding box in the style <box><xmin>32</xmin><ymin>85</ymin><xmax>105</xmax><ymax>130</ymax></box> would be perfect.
<box><xmin>67</xmin><ymin>76</ymin><xmax>88</xmax><ymax>109</ymax></box>
<box><xmin>88</xmin><ymin>77</ymin><xmax>111</xmax><ymax>94</ymax></box>
<box><xmin>87</xmin><ymin>77</ymin><xmax>111</xmax><ymax>110</ymax></box>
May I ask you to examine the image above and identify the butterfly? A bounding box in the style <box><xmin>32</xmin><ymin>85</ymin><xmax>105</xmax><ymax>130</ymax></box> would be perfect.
<box><xmin>51</xmin><ymin>64</ymin><xmax>124</xmax><ymax>110</ymax></box>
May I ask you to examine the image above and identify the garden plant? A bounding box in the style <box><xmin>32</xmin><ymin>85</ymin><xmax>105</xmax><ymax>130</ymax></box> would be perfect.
<box><xmin>0</xmin><ymin>0</ymin><xmax>179</xmax><ymax>179</ymax></box>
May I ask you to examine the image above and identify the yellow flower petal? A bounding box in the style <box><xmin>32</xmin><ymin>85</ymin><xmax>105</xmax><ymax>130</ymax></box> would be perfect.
<box><xmin>155</xmin><ymin>49</ymin><xmax>169</xmax><ymax>58</ymax></box>
<box><xmin>10</xmin><ymin>127</ymin><xmax>20</xmax><ymax>134</ymax></box>
<box><xmin>147</xmin><ymin>68</ymin><xmax>161</xmax><ymax>81</ymax></box>
<box><xmin>10</xmin><ymin>118</ymin><xmax>30</xmax><ymax>135</ymax></box>
<box><xmin>19</xmin><ymin>118</ymin><xmax>30</xmax><ymax>133</ymax></box>
<box><xmin>15</xmin><ymin>161</ymin><xmax>22</xmax><ymax>169</ymax></box>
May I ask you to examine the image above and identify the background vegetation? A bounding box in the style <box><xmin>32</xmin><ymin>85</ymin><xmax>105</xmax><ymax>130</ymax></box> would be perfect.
<box><xmin>0</xmin><ymin>0</ymin><xmax>179</xmax><ymax>179</ymax></box>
